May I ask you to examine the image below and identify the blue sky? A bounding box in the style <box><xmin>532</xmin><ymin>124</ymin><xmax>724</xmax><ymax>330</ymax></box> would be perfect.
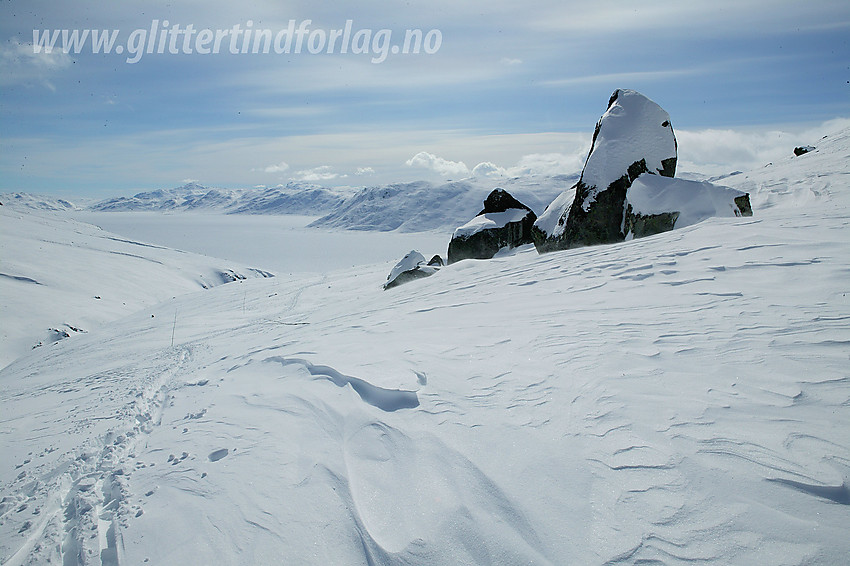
<box><xmin>1</xmin><ymin>0</ymin><xmax>848</xmax><ymax>197</ymax></box>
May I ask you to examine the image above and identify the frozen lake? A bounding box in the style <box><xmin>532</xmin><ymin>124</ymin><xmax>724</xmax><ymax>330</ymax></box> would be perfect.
<box><xmin>71</xmin><ymin>211</ymin><xmax>452</xmax><ymax>275</ymax></box>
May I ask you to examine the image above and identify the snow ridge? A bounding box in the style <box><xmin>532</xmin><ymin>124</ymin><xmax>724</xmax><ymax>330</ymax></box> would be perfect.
<box><xmin>266</xmin><ymin>357</ymin><xmax>420</xmax><ymax>411</ymax></box>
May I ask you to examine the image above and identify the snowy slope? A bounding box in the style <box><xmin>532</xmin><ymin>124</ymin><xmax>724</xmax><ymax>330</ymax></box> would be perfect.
<box><xmin>0</xmin><ymin>193</ymin><xmax>80</xmax><ymax>212</ymax></box>
<box><xmin>1</xmin><ymin>131</ymin><xmax>849</xmax><ymax>565</ymax></box>
<box><xmin>0</xmin><ymin>208</ymin><xmax>272</xmax><ymax>369</ymax></box>
<box><xmin>722</xmin><ymin>128</ymin><xmax>850</xmax><ymax>212</ymax></box>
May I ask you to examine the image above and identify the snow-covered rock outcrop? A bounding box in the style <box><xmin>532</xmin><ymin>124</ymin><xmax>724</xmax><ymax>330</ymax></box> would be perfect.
<box><xmin>533</xmin><ymin>88</ymin><xmax>753</xmax><ymax>251</ymax></box>
<box><xmin>448</xmin><ymin>189</ymin><xmax>537</xmax><ymax>264</ymax></box>
<box><xmin>533</xmin><ymin>89</ymin><xmax>678</xmax><ymax>252</ymax></box>
<box><xmin>383</xmin><ymin>250</ymin><xmax>441</xmax><ymax>290</ymax></box>
<box><xmin>624</xmin><ymin>175</ymin><xmax>753</xmax><ymax>239</ymax></box>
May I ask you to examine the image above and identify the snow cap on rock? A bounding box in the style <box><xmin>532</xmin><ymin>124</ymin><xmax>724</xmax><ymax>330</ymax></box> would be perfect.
<box><xmin>448</xmin><ymin>188</ymin><xmax>537</xmax><ymax>264</ymax></box>
<box><xmin>532</xmin><ymin>89</ymin><xmax>678</xmax><ymax>251</ymax></box>
<box><xmin>578</xmin><ymin>88</ymin><xmax>678</xmax><ymax>211</ymax></box>
<box><xmin>384</xmin><ymin>250</ymin><xmax>440</xmax><ymax>290</ymax></box>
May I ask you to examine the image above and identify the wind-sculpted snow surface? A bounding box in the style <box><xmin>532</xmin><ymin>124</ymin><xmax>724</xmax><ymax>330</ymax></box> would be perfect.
<box><xmin>266</xmin><ymin>357</ymin><xmax>420</xmax><ymax>411</ymax></box>
<box><xmin>1</xmin><ymin>128</ymin><xmax>849</xmax><ymax>564</ymax></box>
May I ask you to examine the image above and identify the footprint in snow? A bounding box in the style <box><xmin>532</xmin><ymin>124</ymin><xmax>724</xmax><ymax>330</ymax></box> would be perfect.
<box><xmin>208</xmin><ymin>448</ymin><xmax>229</xmax><ymax>462</ymax></box>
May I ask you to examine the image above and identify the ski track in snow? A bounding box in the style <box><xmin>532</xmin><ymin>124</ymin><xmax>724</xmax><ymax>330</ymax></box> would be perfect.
<box><xmin>1</xmin><ymin>131</ymin><xmax>850</xmax><ymax>564</ymax></box>
<box><xmin>0</xmin><ymin>345</ymin><xmax>195</xmax><ymax>566</ymax></box>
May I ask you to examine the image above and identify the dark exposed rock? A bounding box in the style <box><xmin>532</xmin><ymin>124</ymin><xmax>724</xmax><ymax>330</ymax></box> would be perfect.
<box><xmin>623</xmin><ymin>209</ymin><xmax>680</xmax><ymax>239</ymax></box>
<box><xmin>794</xmin><ymin>145</ymin><xmax>815</xmax><ymax>156</ymax></box>
<box><xmin>477</xmin><ymin>188</ymin><xmax>532</xmax><ymax>215</ymax></box>
<box><xmin>734</xmin><ymin>194</ymin><xmax>753</xmax><ymax>217</ymax></box>
<box><xmin>427</xmin><ymin>255</ymin><xmax>444</xmax><ymax>267</ymax></box>
<box><xmin>447</xmin><ymin>189</ymin><xmax>537</xmax><ymax>264</ymax></box>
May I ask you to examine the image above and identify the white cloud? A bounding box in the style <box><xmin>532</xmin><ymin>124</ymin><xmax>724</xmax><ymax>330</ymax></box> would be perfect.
<box><xmin>402</xmin><ymin>145</ymin><xmax>591</xmax><ymax>184</ymax></box>
<box><xmin>500</xmin><ymin>57</ymin><xmax>523</xmax><ymax>66</ymax></box>
<box><xmin>675</xmin><ymin>128</ymin><xmax>796</xmax><ymax>176</ymax></box>
<box><xmin>675</xmin><ymin>118</ymin><xmax>850</xmax><ymax>176</ymax></box>
<box><xmin>293</xmin><ymin>165</ymin><xmax>339</xmax><ymax>181</ymax></box>
<box><xmin>355</xmin><ymin>166</ymin><xmax>375</xmax><ymax>176</ymax></box>
<box><xmin>471</xmin><ymin>162</ymin><xmax>506</xmax><ymax>178</ymax></box>
<box><xmin>405</xmin><ymin>152</ymin><xmax>470</xmax><ymax>178</ymax></box>
<box><xmin>263</xmin><ymin>161</ymin><xmax>290</xmax><ymax>173</ymax></box>
<box><xmin>507</xmin><ymin>152</ymin><xmax>585</xmax><ymax>177</ymax></box>
<box><xmin>0</xmin><ymin>38</ymin><xmax>73</xmax><ymax>90</ymax></box>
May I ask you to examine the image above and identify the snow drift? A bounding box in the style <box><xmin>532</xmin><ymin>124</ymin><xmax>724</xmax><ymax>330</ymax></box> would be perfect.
<box><xmin>624</xmin><ymin>175</ymin><xmax>753</xmax><ymax>239</ymax></box>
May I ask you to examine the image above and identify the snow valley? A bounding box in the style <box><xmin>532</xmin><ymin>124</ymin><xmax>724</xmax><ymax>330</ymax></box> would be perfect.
<box><xmin>1</xmin><ymin>123</ymin><xmax>849</xmax><ymax>564</ymax></box>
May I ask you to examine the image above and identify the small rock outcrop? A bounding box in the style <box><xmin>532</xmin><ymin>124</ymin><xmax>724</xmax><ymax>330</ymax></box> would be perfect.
<box><xmin>427</xmin><ymin>255</ymin><xmax>444</xmax><ymax>267</ymax></box>
<box><xmin>793</xmin><ymin>145</ymin><xmax>815</xmax><ymax>156</ymax></box>
<box><xmin>533</xmin><ymin>89</ymin><xmax>678</xmax><ymax>252</ymax></box>
<box><xmin>447</xmin><ymin>189</ymin><xmax>537</xmax><ymax>264</ymax></box>
<box><xmin>384</xmin><ymin>250</ymin><xmax>440</xmax><ymax>290</ymax></box>
<box><xmin>623</xmin><ymin>175</ymin><xmax>752</xmax><ymax>239</ymax></box>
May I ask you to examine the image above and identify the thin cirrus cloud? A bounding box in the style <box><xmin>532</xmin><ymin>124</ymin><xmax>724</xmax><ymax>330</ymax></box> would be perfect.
<box><xmin>541</xmin><ymin>68</ymin><xmax>700</xmax><ymax>88</ymax></box>
<box><xmin>529</xmin><ymin>0</ymin><xmax>849</xmax><ymax>35</ymax></box>
<box><xmin>0</xmin><ymin>0</ymin><xmax>847</xmax><ymax>196</ymax></box>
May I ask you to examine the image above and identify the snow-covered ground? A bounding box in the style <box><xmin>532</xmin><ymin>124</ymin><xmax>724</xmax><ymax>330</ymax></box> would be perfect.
<box><xmin>0</xmin><ymin>210</ymin><xmax>273</xmax><ymax>369</ymax></box>
<box><xmin>67</xmin><ymin>212</ymin><xmax>451</xmax><ymax>276</ymax></box>
<box><xmin>1</xmin><ymin>129</ymin><xmax>849</xmax><ymax>564</ymax></box>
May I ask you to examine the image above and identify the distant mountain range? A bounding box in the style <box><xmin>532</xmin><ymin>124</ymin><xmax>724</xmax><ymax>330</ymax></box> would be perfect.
<box><xmin>88</xmin><ymin>181</ymin><xmax>357</xmax><ymax>216</ymax></box>
<box><xmin>2</xmin><ymin>175</ymin><xmax>578</xmax><ymax>233</ymax></box>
